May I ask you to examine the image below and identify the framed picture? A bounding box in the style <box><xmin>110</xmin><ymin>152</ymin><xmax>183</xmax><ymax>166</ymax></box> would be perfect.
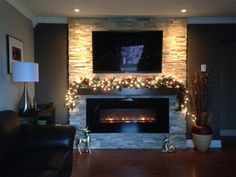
<box><xmin>7</xmin><ymin>35</ymin><xmax>24</xmax><ymax>74</ymax></box>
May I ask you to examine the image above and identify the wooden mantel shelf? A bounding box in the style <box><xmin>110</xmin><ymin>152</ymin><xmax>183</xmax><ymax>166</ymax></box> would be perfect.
<box><xmin>77</xmin><ymin>88</ymin><xmax>180</xmax><ymax>96</ymax></box>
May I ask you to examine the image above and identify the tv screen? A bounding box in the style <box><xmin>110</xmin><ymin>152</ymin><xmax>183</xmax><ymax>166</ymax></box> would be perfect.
<box><xmin>92</xmin><ymin>31</ymin><xmax>163</xmax><ymax>73</ymax></box>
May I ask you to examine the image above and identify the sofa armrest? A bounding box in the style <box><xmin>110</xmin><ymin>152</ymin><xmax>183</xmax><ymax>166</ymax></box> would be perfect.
<box><xmin>20</xmin><ymin>125</ymin><xmax>76</xmax><ymax>151</ymax></box>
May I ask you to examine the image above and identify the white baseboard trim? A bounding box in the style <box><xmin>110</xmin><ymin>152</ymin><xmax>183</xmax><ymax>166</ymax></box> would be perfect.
<box><xmin>186</xmin><ymin>139</ymin><xmax>222</xmax><ymax>148</ymax></box>
<box><xmin>220</xmin><ymin>130</ymin><xmax>236</xmax><ymax>136</ymax></box>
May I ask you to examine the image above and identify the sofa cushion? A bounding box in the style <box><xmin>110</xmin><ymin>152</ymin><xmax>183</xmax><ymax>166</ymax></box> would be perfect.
<box><xmin>0</xmin><ymin>110</ymin><xmax>75</xmax><ymax>177</ymax></box>
<box><xmin>20</xmin><ymin>125</ymin><xmax>75</xmax><ymax>151</ymax></box>
<box><xmin>0</xmin><ymin>110</ymin><xmax>21</xmax><ymax>167</ymax></box>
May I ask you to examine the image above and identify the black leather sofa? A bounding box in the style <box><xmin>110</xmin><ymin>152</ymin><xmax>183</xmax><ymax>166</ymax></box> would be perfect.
<box><xmin>0</xmin><ymin>110</ymin><xmax>76</xmax><ymax>177</ymax></box>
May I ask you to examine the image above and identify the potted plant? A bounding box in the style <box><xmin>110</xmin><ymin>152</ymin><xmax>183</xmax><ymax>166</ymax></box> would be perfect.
<box><xmin>187</xmin><ymin>70</ymin><xmax>212</xmax><ymax>152</ymax></box>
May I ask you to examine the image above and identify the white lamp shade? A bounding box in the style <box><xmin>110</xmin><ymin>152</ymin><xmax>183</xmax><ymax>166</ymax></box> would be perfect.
<box><xmin>12</xmin><ymin>62</ymin><xmax>39</xmax><ymax>82</ymax></box>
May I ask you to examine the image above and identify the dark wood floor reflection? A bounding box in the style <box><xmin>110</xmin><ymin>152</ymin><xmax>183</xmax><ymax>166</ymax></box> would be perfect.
<box><xmin>71</xmin><ymin>137</ymin><xmax>236</xmax><ymax>177</ymax></box>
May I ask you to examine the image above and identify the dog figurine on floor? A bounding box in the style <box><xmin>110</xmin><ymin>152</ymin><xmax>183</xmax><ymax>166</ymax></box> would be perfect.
<box><xmin>162</xmin><ymin>136</ymin><xmax>175</xmax><ymax>153</ymax></box>
<box><xmin>75</xmin><ymin>127</ymin><xmax>91</xmax><ymax>154</ymax></box>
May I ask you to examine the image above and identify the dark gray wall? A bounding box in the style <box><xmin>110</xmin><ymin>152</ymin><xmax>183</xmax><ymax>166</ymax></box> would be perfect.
<box><xmin>34</xmin><ymin>24</ymin><xmax>68</xmax><ymax>124</ymax></box>
<box><xmin>187</xmin><ymin>24</ymin><xmax>236</xmax><ymax>138</ymax></box>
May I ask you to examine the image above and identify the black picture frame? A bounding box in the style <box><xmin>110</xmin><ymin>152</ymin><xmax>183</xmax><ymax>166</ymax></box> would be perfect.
<box><xmin>7</xmin><ymin>35</ymin><xmax>24</xmax><ymax>74</ymax></box>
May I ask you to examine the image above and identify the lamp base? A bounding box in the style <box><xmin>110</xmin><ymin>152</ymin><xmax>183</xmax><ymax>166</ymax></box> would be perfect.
<box><xmin>18</xmin><ymin>83</ymin><xmax>32</xmax><ymax>114</ymax></box>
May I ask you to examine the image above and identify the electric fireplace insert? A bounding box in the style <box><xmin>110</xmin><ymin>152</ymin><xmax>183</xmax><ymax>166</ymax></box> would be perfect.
<box><xmin>86</xmin><ymin>98</ymin><xmax>169</xmax><ymax>133</ymax></box>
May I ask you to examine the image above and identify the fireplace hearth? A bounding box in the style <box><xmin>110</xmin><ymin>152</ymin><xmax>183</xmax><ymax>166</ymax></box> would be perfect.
<box><xmin>87</xmin><ymin>98</ymin><xmax>169</xmax><ymax>133</ymax></box>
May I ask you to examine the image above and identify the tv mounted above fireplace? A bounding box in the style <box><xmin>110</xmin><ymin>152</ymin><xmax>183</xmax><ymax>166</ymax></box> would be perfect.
<box><xmin>92</xmin><ymin>31</ymin><xmax>163</xmax><ymax>73</ymax></box>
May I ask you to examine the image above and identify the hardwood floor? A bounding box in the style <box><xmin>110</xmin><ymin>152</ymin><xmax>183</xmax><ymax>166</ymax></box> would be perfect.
<box><xmin>71</xmin><ymin>137</ymin><xmax>236</xmax><ymax>177</ymax></box>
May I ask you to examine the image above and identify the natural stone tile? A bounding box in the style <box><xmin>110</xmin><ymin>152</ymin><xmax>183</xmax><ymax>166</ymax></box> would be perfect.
<box><xmin>68</xmin><ymin>17</ymin><xmax>187</xmax><ymax>149</ymax></box>
<box><xmin>68</xmin><ymin>17</ymin><xmax>187</xmax><ymax>83</ymax></box>
<box><xmin>70</xmin><ymin>95</ymin><xmax>186</xmax><ymax>149</ymax></box>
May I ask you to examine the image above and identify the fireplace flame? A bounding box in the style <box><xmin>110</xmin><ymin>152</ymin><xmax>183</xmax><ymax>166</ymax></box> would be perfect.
<box><xmin>100</xmin><ymin>116</ymin><xmax>156</xmax><ymax>124</ymax></box>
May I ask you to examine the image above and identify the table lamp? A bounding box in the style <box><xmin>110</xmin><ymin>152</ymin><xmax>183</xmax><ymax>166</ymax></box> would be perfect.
<box><xmin>12</xmin><ymin>62</ymin><xmax>39</xmax><ymax>113</ymax></box>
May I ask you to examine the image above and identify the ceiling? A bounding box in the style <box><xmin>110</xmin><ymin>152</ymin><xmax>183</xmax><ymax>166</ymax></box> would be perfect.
<box><xmin>8</xmin><ymin>0</ymin><xmax>236</xmax><ymax>18</ymax></box>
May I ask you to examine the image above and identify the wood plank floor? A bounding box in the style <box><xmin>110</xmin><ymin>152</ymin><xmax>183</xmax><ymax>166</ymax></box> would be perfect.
<box><xmin>71</xmin><ymin>137</ymin><xmax>236</xmax><ymax>177</ymax></box>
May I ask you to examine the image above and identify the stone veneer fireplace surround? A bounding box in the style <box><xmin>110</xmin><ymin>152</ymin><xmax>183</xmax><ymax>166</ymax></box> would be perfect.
<box><xmin>68</xmin><ymin>17</ymin><xmax>187</xmax><ymax>149</ymax></box>
<box><xmin>68</xmin><ymin>17</ymin><xmax>187</xmax><ymax>82</ymax></box>
<box><xmin>70</xmin><ymin>89</ymin><xmax>186</xmax><ymax>149</ymax></box>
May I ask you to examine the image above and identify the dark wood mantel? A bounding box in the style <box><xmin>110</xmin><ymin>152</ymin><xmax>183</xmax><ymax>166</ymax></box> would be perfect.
<box><xmin>77</xmin><ymin>88</ymin><xmax>180</xmax><ymax>96</ymax></box>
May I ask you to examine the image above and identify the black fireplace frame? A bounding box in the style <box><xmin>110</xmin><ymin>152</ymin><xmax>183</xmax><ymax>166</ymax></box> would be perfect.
<box><xmin>86</xmin><ymin>98</ymin><xmax>169</xmax><ymax>133</ymax></box>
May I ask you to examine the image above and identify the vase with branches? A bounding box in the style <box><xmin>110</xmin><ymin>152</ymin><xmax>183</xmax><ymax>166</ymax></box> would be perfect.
<box><xmin>187</xmin><ymin>70</ymin><xmax>210</xmax><ymax>126</ymax></box>
<box><xmin>187</xmin><ymin>69</ymin><xmax>212</xmax><ymax>152</ymax></box>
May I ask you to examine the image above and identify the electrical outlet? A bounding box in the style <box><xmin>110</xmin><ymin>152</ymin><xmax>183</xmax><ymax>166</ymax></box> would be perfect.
<box><xmin>201</xmin><ymin>64</ymin><xmax>207</xmax><ymax>72</ymax></box>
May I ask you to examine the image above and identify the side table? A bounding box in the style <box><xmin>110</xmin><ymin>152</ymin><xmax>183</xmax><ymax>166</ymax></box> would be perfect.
<box><xmin>19</xmin><ymin>106</ymin><xmax>55</xmax><ymax>125</ymax></box>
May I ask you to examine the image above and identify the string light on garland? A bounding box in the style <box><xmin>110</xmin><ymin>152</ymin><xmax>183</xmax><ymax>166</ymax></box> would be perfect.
<box><xmin>65</xmin><ymin>83</ymin><xmax>79</xmax><ymax>108</ymax></box>
<box><xmin>65</xmin><ymin>75</ymin><xmax>198</xmax><ymax>124</ymax></box>
<box><xmin>65</xmin><ymin>76</ymin><xmax>184</xmax><ymax>109</ymax></box>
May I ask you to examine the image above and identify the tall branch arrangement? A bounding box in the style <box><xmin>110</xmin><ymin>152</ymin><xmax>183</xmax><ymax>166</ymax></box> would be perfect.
<box><xmin>65</xmin><ymin>76</ymin><xmax>185</xmax><ymax>110</ymax></box>
<box><xmin>187</xmin><ymin>70</ymin><xmax>210</xmax><ymax>121</ymax></box>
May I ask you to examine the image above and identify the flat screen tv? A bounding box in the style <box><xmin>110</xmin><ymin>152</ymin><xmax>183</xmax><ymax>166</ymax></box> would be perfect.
<box><xmin>92</xmin><ymin>31</ymin><xmax>163</xmax><ymax>73</ymax></box>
